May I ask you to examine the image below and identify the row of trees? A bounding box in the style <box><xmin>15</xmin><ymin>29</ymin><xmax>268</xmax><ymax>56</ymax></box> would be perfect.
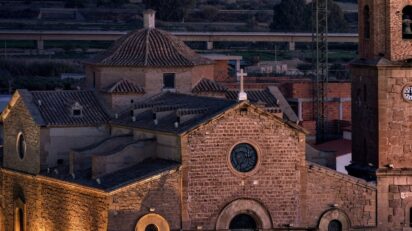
<box><xmin>271</xmin><ymin>0</ymin><xmax>348</xmax><ymax>32</ymax></box>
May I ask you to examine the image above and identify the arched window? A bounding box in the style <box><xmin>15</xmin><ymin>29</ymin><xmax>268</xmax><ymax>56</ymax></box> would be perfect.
<box><xmin>145</xmin><ymin>224</ymin><xmax>158</xmax><ymax>231</ymax></box>
<box><xmin>16</xmin><ymin>133</ymin><xmax>26</xmax><ymax>160</ymax></box>
<box><xmin>229</xmin><ymin>214</ymin><xmax>257</xmax><ymax>231</ymax></box>
<box><xmin>364</xmin><ymin>6</ymin><xmax>370</xmax><ymax>39</ymax></box>
<box><xmin>403</xmin><ymin>6</ymin><xmax>412</xmax><ymax>39</ymax></box>
<box><xmin>14</xmin><ymin>208</ymin><xmax>24</xmax><ymax>231</ymax></box>
<box><xmin>410</xmin><ymin>208</ymin><xmax>412</xmax><ymax>227</ymax></box>
<box><xmin>135</xmin><ymin>214</ymin><xmax>170</xmax><ymax>231</ymax></box>
<box><xmin>328</xmin><ymin>220</ymin><xmax>342</xmax><ymax>231</ymax></box>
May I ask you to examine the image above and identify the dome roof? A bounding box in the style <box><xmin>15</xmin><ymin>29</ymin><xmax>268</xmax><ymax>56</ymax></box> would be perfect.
<box><xmin>89</xmin><ymin>28</ymin><xmax>213</xmax><ymax>67</ymax></box>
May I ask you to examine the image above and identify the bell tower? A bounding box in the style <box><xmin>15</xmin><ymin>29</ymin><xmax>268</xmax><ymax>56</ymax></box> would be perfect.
<box><xmin>351</xmin><ymin>0</ymin><xmax>412</xmax><ymax>229</ymax></box>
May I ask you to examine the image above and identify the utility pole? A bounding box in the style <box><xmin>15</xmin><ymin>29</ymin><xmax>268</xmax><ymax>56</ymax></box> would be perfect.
<box><xmin>312</xmin><ymin>0</ymin><xmax>329</xmax><ymax>143</ymax></box>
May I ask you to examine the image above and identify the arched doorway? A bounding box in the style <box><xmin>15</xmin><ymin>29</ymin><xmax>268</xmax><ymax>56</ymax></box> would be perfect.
<box><xmin>318</xmin><ymin>209</ymin><xmax>350</xmax><ymax>231</ymax></box>
<box><xmin>229</xmin><ymin>214</ymin><xmax>257</xmax><ymax>230</ymax></box>
<box><xmin>328</xmin><ymin>220</ymin><xmax>342</xmax><ymax>231</ymax></box>
<box><xmin>215</xmin><ymin>199</ymin><xmax>272</xmax><ymax>230</ymax></box>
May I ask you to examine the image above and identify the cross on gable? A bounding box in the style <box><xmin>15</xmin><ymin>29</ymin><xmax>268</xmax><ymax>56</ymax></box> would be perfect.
<box><xmin>237</xmin><ymin>68</ymin><xmax>247</xmax><ymax>80</ymax></box>
<box><xmin>237</xmin><ymin>69</ymin><xmax>248</xmax><ymax>101</ymax></box>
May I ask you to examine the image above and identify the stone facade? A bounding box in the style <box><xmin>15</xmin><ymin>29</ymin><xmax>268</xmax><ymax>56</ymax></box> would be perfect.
<box><xmin>0</xmin><ymin>99</ymin><xmax>377</xmax><ymax>230</ymax></box>
<box><xmin>351</xmin><ymin>1</ymin><xmax>412</xmax><ymax>230</ymax></box>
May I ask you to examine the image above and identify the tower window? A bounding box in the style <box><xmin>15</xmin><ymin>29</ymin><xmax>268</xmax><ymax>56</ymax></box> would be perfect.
<box><xmin>403</xmin><ymin>6</ymin><xmax>412</xmax><ymax>39</ymax></box>
<box><xmin>364</xmin><ymin>6</ymin><xmax>370</xmax><ymax>39</ymax></box>
<box><xmin>163</xmin><ymin>73</ymin><xmax>175</xmax><ymax>89</ymax></box>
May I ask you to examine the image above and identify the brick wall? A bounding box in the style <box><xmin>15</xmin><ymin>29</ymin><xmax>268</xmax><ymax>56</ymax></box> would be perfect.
<box><xmin>359</xmin><ymin>0</ymin><xmax>412</xmax><ymax>61</ymax></box>
<box><xmin>213</xmin><ymin>60</ymin><xmax>229</xmax><ymax>82</ymax></box>
<box><xmin>1</xmin><ymin>170</ymin><xmax>109</xmax><ymax>231</ymax></box>
<box><xmin>303</xmin><ymin>163</ymin><xmax>377</xmax><ymax>228</ymax></box>
<box><xmin>108</xmin><ymin>171</ymin><xmax>181</xmax><ymax>231</ymax></box>
<box><xmin>181</xmin><ymin>104</ymin><xmax>306</xmax><ymax>229</ymax></box>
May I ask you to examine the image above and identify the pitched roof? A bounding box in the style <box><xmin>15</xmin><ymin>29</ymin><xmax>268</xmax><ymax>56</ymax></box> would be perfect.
<box><xmin>89</xmin><ymin>28</ymin><xmax>213</xmax><ymax>67</ymax></box>
<box><xmin>192</xmin><ymin>78</ymin><xmax>227</xmax><ymax>93</ymax></box>
<box><xmin>18</xmin><ymin>90</ymin><xmax>110</xmax><ymax>127</ymax></box>
<box><xmin>111</xmin><ymin>92</ymin><xmax>237</xmax><ymax>134</ymax></box>
<box><xmin>225</xmin><ymin>89</ymin><xmax>279</xmax><ymax>107</ymax></box>
<box><xmin>104</xmin><ymin>79</ymin><xmax>145</xmax><ymax>94</ymax></box>
<box><xmin>40</xmin><ymin>158</ymin><xmax>179</xmax><ymax>191</ymax></box>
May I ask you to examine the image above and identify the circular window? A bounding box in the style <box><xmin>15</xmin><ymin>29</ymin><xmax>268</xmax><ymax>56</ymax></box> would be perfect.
<box><xmin>16</xmin><ymin>133</ymin><xmax>26</xmax><ymax>160</ymax></box>
<box><xmin>145</xmin><ymin>224</ymin><xmax>158</xmax><ymax>231</ymax></box>
<box><xmin>230</xmin><ymin>143</ymin><xmax>258</xmax><ymax>173</ymax></box>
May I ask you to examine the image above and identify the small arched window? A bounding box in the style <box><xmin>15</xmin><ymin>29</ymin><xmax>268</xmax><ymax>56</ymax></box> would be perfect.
<box><xmin>16</xmin><ymin>133</ymin><xmax>26</xmax><ymax>160</ymax></box>
<box><xmin>328</xmin><ymin>220</ymin><xmax>342</xmax><ymax>231</ymax></box>
<box><xmin>145</xmin><ymin>224</ymin><xmax>158</xmax><ymax>231</ymax></box>
<box><xmin>14</xmin><ymin>207</ymin><xmax>24</xmax><ymax>231</ymax></box>
<box><xmin>403</xmin><ymin>6</ymin><xmax>412</xmax><ymax>39</ymax></box>
<box><xmin>364</xmin><ymin>6</ymin><xmax>370</xmax><ymax>39</ymax></box>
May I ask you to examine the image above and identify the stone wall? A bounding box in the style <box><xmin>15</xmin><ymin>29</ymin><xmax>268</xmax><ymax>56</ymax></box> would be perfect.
<box><xmin>358</xmin><ymin>0</ymin><xmax>386</xmax><ymax>59</ymax></box>
<box><xmin>44</xmin><ymin>127</ymin><xmax>109</xmax><ymax>169</ymax></box>
<box><xmin>304</xmin><ymin>163</ymin><xmax>377</xmax><ymax>228</ymax></box>
<box><xmin>377</xmin><ymin>171</ymin><xmax>412</xmax><ymax>231</ymax></box>
<box><xmin>3</xmin><ymin>97</ymin><xmax>41</xmax><ymax>174</ymax></box>
<box><xmin>181</xmin><ymin>104</ymin><xmax>306</xmax><ymax>229</ymax></box>
<box><xmin>359</xmin><ymin>0</ymin><xmax>412</xmax><ymax>61</ymax></box>
<box><xmin>85</xmin><ymin>64</ymin><xmax>214</xmax><ymax>96</ymax></box>
<box><xmin>1</xmin><ymin>169</ymin><xmax>109</xmax><ymax>231</ymax></box>
<box><xmin>108</xmin><ymin>170</ymin><xmax>181</xmax><ymax>231</ymax></box>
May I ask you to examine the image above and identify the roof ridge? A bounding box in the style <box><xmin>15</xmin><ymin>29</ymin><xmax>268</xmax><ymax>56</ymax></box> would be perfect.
<box><xmin>144</xmin><ymin>29</ymin><xmax>151</xmax><ymax>66</ymax></box>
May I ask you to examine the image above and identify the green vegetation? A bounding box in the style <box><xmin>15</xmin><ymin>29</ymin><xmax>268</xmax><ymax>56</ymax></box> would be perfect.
<box><xmin>0</xmin><ymin>58</ymin><xmax>82</xmax><ymax>92</ymax></box>
<box><xmin>271</xmin><ymin>0</ymin><xmax>348</xmax><ymax>32</ymax></box>
<box><xmin>143</xmin><ymin>0</ymin><xmax>196</xmax><ymax>21</ymax></box>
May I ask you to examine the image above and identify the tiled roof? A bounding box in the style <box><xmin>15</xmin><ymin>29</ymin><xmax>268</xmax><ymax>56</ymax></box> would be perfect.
<box><xmin>23</xmin><ymin>90</ymin><xmax>110</xmax><ymax>127</ymax></box>
<box><xmin>225</xmin><ymin>89</ymin><xmax>279</xmax><ymax>107</ymax></box>
<box><xmin>112</xmin><ymin>92</ymin><xmax>237</xmax><ymax>134</ymax></box>
<box><xmin>89</xmin><ymin>28</ymin><xmax>213</xmax><ymax>67</ymax></box>
<box><xmin>105</xmin><ymin>79</ymin><xmax>145</xmax><ymax>94</ymax></box>
<box><xmin>192</xmin><ymin>78</ymin><xmax>227</xmax><ymax>93</ymax></box>
<box><xmin>40</xmin><ymin>158</ymin><xmax>179</xmax><ymax>191</ymax></box>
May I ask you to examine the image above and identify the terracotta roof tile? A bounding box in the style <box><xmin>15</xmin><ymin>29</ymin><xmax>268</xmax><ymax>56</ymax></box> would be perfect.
<box><xmin>105</xmin><ymin>79</ymin><xmax>145</xmax><ymax>94</ymax></box>
<box><xmin>27</xmin><ymin>90</ymin><xmax>110</xmax><ymax>127</ymax></box>
<box><xmin>89</xmin><ymin>28</ymin><xmax>213</xmax><ymax>67</ymax></box>
<box><xmin>192</xmin><ymin>78</ymin><xmax>227</xmax><ymax>93</ymax></box>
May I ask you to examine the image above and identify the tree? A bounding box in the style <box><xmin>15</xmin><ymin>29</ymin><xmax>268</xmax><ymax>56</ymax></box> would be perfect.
<box><xmin>271</xmin><ymin>0</ymin><xmax>310</xmax><ymax>32</ymax></box>
<box><xmin>271</xmin><ymin>0</ymin><xmax>348</xmax><ymax>33</ymax></box>
<box><xmin>143</xmin><ymin>0</ymin><xmax>196</xmax><ymax>21</ymax></box>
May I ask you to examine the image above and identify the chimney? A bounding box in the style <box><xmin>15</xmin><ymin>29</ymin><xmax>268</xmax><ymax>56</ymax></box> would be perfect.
<box><xmin>144</xmin><ymin>9</ymin><xmax>156</xmax><ymax>29</ymax></box>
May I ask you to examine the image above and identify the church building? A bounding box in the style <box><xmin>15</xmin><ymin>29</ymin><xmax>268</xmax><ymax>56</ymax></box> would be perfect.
<box><xmin>1</xmin><ymin>5</ymin><xmax>405</xmax><ymax>231</ymax></box>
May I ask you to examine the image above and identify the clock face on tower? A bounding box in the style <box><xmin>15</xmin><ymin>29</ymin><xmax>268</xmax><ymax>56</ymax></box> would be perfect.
<box><xmin>403</xmin><ymin>85</ymin><xmax>412</xmax><ymax>101</ymax></box>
